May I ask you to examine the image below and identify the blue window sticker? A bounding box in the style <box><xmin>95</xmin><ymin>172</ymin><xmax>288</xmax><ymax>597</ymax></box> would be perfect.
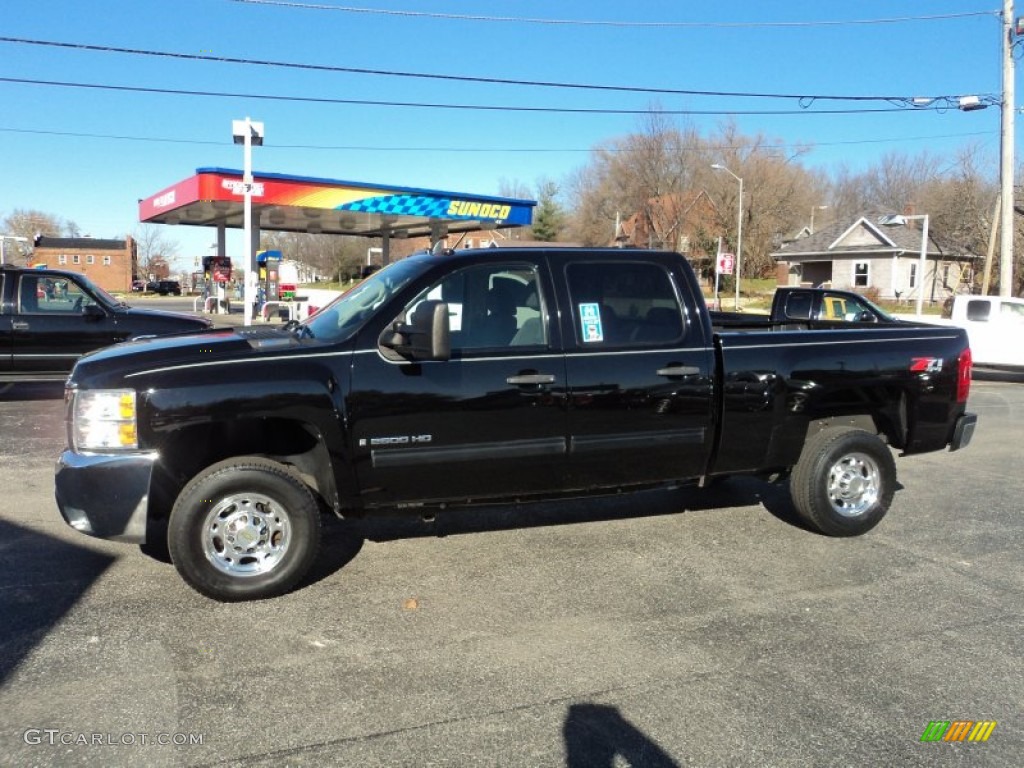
<box><xmin>579</xmin><ymin>302</ymin><xmax>604</xmax><ymax>342</ymax></box>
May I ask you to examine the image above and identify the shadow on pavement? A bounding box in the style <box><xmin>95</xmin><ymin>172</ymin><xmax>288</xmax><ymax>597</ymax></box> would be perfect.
<box><xmin>331</xmin><ymin>476</ymin><xmax>809</xmax><ymax>545</ymax></box>
<box><xmin>973</xmin><ymin>367</ymin><xmax>1024</xmax><ymax>384</ymax></box>
<box><xmin>563</xmin><ymin>703</ymin><xmax>680</xmax><ymax>768</ymax></box>
<box><xmin>0</xmin><ymin>519</ymin><xmax>115</xmax><ymax>687</ymax></box>
<box><xmin>0</xmin><ymin>382</ymin><xmax>66</xmax><ymax>401</ymax></box>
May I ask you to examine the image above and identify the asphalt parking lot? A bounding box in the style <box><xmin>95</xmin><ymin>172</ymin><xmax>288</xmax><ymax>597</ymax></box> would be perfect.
<box><xmin>0</xmin><ymin>377</ymin><xmax>1020</xmax><ymax>767</ymax></box>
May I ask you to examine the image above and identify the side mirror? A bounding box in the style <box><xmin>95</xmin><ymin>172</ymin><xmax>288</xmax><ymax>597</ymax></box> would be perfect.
<box><xmin>83</xmin><ymin>303</ymin><xmax>106</xmax><ymax>321</ymax></box>
<box><xmin>380</xmin><ymin>300</ymin><xmax>450</xmax><ymax>361</ymax></box>
<box><xmin>857</xmin><ymin>311</ymin><xmax>878</xmax><ymax>323</ymax></box>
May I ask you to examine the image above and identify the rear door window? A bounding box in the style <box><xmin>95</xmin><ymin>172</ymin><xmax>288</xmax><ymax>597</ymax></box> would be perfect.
<box><xmin>564</xmin><ymin>261</ymin><xmax>684</xmax><ymax>347</ymax></box>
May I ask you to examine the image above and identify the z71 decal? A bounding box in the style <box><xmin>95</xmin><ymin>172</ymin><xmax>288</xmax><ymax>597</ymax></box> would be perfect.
<box><xmin>910</xmin><ymin>357</ymin><xmax>944</xmax><ymax>373</ymax></box>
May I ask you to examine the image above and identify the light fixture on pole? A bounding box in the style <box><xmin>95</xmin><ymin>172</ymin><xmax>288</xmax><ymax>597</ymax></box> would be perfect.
<box><xmin>711</xmin><ymin>163</ymin><xmax>743</xmax><ymax>310</ymax></box>
<box><xmin>810</xmin><ymin>205</ymin><xmax>828</xmax><ymax>234</ymax></box>
<box><xmin>232</xmin><ymin>117</ymin><xmax>265</xmax><ymax>326</ymax></box>
<box><xmin>879</xmin><ymin>213</ymin><xmax>930</xmax><ymax>317</ymax></box>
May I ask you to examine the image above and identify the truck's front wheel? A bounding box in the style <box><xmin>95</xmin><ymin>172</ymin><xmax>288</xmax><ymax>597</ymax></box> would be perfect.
<box><xmin>790</xmin><ymin>427</ymin><xmax>896</xmax><ymax>537</ymax></box>
<box><xmin>168</xmin><ymin>457</ymin><xmax>321</xmax><ymax>601</ymax></box>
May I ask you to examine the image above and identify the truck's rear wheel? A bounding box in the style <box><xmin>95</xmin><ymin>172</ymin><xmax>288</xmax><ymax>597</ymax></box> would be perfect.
<box><xmin>168</xmin><ymin>457</ymin><xmax>321</xmax><ymax>601</ymax></box>
<box><xmin>790</xmin><ymin>427</ymin><xmax>896</xmax><ymax>537</ymax></box>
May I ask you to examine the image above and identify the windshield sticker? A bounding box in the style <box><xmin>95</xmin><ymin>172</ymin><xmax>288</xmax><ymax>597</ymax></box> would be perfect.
<box><xmin>579</xmin><ymin>302</ymin><xmax>604</xmax><ymax>342</ymax></box>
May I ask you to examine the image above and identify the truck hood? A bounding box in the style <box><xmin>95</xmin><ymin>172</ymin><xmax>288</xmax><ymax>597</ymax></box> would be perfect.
<box><xmin>69</xmin><ymin>326</ymin><xmax>313</xmax><ymax>388</ymax></box>
<box><xmin>116</xmin><ymin>305</ymin><xmax>213</xmax><ymax>330</ymax></box>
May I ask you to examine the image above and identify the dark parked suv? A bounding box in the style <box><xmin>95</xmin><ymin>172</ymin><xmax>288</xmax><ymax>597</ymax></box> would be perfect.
<box><xmin>149</xmin><ymin>280</ymin><xmax>182</xmax><ymax>296</ymax></box>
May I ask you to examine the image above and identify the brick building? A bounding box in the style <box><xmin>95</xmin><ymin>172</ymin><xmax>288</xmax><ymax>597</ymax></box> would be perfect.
<box><xmin>29</xmin><ymin>236</ymin><xmax>138</xmax><ymax>294</ymax></box>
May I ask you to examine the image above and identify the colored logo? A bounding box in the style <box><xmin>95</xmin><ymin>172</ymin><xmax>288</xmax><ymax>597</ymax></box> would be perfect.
<box><xmin>920</xmin><ymin>720</ymin><xmax>996</xmax><ymax>742</ymax></box>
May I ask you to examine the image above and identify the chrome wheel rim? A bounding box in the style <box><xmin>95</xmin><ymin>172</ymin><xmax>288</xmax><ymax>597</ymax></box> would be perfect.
<box><xmin>202</xmin><ymin>492</ymin><xmax>291</xmax><ymax>576</ymax></box>
<box><xmin>826</xmin><ymin>452</ymin><xmax>881</xmax><ymax>517</ymax></box>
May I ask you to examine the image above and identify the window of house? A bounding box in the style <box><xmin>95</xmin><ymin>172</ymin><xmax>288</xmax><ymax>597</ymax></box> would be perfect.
<box><xmin>86</xmin><ymin>254</ymin><xmax>95</xmax><ymax>265</ymax></box>
<box><xmin>853</xmin><ymin>262</ymin><xmax>869</xmax><ymax>287</ymax></box>
<box><xmin>72</xmin><ymin>254</ymin><xmax>80</xmax><ymax>265</ymax></box>
<box><xmin>909</xmin><ymin>263</ymin><xmax>918</xmax><ymax>289</ymax></box>
<box><xmin>58</xmin><ymin>254</ymin><xmax>67</xmax><ymax>265</ymax></box>
<box><xmin>102</xmin><ymin>255</ymin><xmax>111</xmax><ymax>266</ymax></box>
<box><xmin>565</xmin><ymin>261</ymin><xmax>684</xmax><ymax>346</ymax></box>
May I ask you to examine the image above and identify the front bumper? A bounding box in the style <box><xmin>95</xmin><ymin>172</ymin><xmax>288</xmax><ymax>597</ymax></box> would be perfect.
<box><xmin>55</xmin><ymin>450</ymin><xmax>159</xmax><ymax>543</ymax></box>
<box><xmin>949</xmin><ymin>412</ymin><xmax>978</xmax><ymax>452</ymax></box>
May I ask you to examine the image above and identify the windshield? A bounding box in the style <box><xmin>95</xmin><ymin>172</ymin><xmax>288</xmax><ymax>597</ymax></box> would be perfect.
<box><xmin>302</xmin><ymin>257</ymin><xmax>429</xmax><ymax>342</ymax></box>
<box><xmin>84</xmin><ymin>277</ymin><xmax>123</xmax><ymax>307</ymax></box>
<box><xmin>858</xmin><ymin>295</ymin><xmax>895</xmax><ymax>322</ymax></box>
<box><xmin>1000</xmin><ymin>300</ymin><xmax>1024</xmax><ymax>322</ymax></box>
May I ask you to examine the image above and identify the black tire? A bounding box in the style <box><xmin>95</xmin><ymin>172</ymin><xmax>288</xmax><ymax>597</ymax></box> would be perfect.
<box><xmin>790</xmin><ymin>427</ymin><xmax>896</xmax><ymax>537</ymax></box>
<box><xmin>168</xmin><ymin>456</ymin><xmax>321</xmax><ymax>601</ymax></box>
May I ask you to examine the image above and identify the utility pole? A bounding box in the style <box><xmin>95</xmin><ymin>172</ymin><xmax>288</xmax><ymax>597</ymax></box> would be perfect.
<box><xmin>999</xmin><ymin>0</ymin><xmax>1015</xmax><ymax>297</ymax></box>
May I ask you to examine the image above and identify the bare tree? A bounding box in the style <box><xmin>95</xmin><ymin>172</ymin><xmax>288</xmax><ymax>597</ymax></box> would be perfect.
<box><xmin>0</xmin><ymin>209</ymin><xmax>80</xmax><ymax>265</ymax></box>
<box><xmin>565</xmin><ymin>112</ymin><xmax>705</xmax><ymax>246</ymax></box>
<box><xmin>497</xmin><ymin>178</ymin><xmax>533</xmax><ymax>200</ymax></box>
<box><xmin>700</xmin><ymin>121</ymin><xmax>822</xmax><ymax>278</ymax></box>
<box><xmin>260</xmin><ymin>231</ymin><xmax>370</xmax><ymax>282</ymax></box>
<box><xmin>132</xmin><ymin>224</ymin><xmax>180</xmax><ymax>279</ymax></box>
<box><xmin>826</xmin><ymin>146</ymin><xmax>999</xmax><ymax>292</ymax></box>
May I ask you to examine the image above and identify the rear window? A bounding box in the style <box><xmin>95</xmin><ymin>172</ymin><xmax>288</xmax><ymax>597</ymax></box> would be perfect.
<box><xmin>966</xmin><ymin>300</ymin><xmax>991</xmax><ymax>322</ymax></box>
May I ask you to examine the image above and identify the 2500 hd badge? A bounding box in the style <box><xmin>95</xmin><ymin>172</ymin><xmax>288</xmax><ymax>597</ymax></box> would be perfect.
<box><xmin>360</xmin><ymin>435</ymin><xmax>433</xmax><ymax>447</ymax></box>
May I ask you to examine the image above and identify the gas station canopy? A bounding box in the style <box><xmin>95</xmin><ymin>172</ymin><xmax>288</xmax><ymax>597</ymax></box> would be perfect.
<box><xmin>139</xmin><ymin>167</ymin><xmax>536</xmax><ymax>240</ymax></box>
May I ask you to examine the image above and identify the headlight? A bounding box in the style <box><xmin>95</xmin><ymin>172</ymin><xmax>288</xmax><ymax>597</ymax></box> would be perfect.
<box><xmin>70</xmin><ymin>389</ymin><xmax>138</xmax><ymax>451</ymax></box>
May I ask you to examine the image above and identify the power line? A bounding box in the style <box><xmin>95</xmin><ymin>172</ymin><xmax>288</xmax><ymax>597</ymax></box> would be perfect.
<box><xmin>228</xmin><ymin>1</ymin><xmax>997</xmax><ymax>29</ymax></box>
<box><xmin>0</xmin><ymin>76</ymin><xmax>960</xmax><ymax>115</ymax></box>
<box><xmin>0</xmin><ymin>125</ymin><xmax>996</xmax><ymax>152</ymax></box>
<box><xmin>0</xmin><ymin>37</ymin><xmax>997</xmax><ymax>105</ymax></box>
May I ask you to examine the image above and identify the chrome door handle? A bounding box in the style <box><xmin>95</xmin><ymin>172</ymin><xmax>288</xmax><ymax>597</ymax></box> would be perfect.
<box><xmin>657</xmin><ymin>365</ymin><xmax>700</xmax><ymax>377</ymax></box>
<box><xmin>506</xmin><ymin>373</ymin><xmax>556</xmax><ymax>385</ymax></box>
<box><xmin>12</xmin><ymin>321</ymin><xmax>29</xmax><ymax>330</ymax></box>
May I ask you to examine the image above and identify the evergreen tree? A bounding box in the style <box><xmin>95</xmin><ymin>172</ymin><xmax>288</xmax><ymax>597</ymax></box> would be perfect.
<box><xmin>532</xmin><ymin>180</ymin><xmax>565</xmax><ymax>241</ymax></box>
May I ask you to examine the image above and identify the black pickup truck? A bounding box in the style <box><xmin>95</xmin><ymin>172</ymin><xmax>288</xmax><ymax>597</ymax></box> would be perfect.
<box><xmin>55</xmin><ymin>248</ymin><xmax>977</xmax><ymax>601</ymax></box>
<box><xmin>711</xmin><ymin>287</ymin><xmax>897</xmax><ymax>328</ymax></box>
<box><xmin>1</xmin><ymin>265</ymin><xmax>210</xmax><ymax>383</ymax></box>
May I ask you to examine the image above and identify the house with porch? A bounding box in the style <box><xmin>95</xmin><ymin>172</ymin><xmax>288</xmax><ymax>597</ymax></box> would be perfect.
<box><xmin>771</xmin><ymin>215</ymin><xmax>975</xmax><ymax>304</ymax></box>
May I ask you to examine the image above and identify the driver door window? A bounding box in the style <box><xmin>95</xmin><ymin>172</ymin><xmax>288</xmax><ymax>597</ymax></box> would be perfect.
<box><xmin>19</xmin><ymin>275</ymin><xmax>92</xmax><ymax>314</ymax></box>
<box><xmin>405</xmin><ymin>264</ymin><xmax>547</xmax><ymax>354</ymax></box>
<box><xmin>821</xmin><ymin>293</ymin><xmax>870</xmax><ymax>322</ymax></box>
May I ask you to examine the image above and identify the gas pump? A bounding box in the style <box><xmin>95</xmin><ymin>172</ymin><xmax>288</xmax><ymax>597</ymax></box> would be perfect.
<box><xmin>201</xmin><ymin>255</ymin><xmax>233</xmax><ymax>313</ymax></box>
<box><xmin>256</xmin><ymin>250</ymin><xmax>282</xmax><ymax>316</ymax></box>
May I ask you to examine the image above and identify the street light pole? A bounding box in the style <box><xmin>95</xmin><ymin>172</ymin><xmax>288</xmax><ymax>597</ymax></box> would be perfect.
<box><xmin>880</xmin><ymin>214</ymin><xmax>930</xmax><ymax>317</ymax></box>
<box><xmin>233</xmin><ymin>117</ymin><xmax>264</xmax><ymax>326</ymax></box>
<box><xmin>711</xmin><ymin>164</ymin><xmax>743</xmax><ymax>310</ymax></box>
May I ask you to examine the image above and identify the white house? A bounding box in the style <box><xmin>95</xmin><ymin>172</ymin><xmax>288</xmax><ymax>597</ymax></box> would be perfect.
<box><xmin>772</xmin><ymin>216</ymin><xmax>975</xmax><ymax>304</ymax></box>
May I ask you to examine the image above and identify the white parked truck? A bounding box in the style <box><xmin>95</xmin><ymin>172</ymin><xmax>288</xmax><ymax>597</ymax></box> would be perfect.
<box><xmin>938</xmin><ymin>295</ymin><xmax>1024</xmax><ymax>371</ymax></box>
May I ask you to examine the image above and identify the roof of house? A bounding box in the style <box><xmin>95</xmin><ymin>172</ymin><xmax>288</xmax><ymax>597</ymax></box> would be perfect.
<box><xmin>772</xmin><ymin>216</ymin><xmax>943</xmax><ymax>259</ymax></box>
<box><xmin>618</xmin><ymin>191</ymin><xmax>718</xmax><ymax>242</ymax></box>
<box><xmin>33</xmin><ymin>236</ymin><xmax>128</xmax><ymax>250</ymax></box>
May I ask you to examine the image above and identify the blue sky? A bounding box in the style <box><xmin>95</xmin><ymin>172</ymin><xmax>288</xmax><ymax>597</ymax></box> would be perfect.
<box><xmin>0</xmin><ymin>1</ymin><xmax>1012</xmax><ymax>269</ymax></box>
